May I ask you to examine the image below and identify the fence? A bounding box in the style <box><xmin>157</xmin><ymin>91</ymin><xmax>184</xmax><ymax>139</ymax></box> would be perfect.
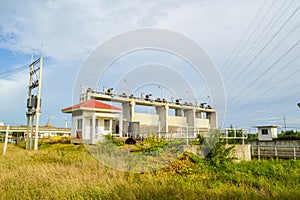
<box><xmin>220</xmin><ymin>128</ymin><xmax>248</xmax><ymax>144</ymax></box>
<box><xmin>251</xmin><ymin>145</ymin><xmax>300</xmax><ymax>160</ymax></box>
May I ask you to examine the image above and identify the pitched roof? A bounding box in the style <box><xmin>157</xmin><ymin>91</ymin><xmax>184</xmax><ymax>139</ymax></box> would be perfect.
<box><xmin>61</xmin><ymin>99</ymin><xmax>122</xmax><ymax>113</ymax></box>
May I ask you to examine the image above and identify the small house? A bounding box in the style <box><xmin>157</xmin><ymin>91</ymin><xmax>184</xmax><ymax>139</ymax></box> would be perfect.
<box><xmin>254</xmin><ymin>125</ymin><xmax>279</xmax><ymax>141</ymax></box>
<box><xmin>61</xmin><ymin>100</ymin><xmax>122</xmax><ymax>144</ymax></box>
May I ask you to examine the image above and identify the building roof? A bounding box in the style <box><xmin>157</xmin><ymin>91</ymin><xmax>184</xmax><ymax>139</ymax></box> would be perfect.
<box><xmin>61</xmin><ymin>99</ymin><xmax>122</xmax><ymax>113</ymax></box>
<box><xmin>253</xmin><ymin>125</ymin><xmax>280</xmax><ymax>128</ymax></box>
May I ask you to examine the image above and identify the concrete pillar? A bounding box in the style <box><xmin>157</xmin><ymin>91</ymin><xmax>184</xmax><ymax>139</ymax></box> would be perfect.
<box><xmin>109</xmin><ymin>119</ymin><xmax>112</xmax><ymax>133</ymax></box>
<box><xmin>156</xmin><ymin>105</ymin><xmax>169</xmax><ymax>134</ymax></box>
<box><xmin>122</xmin><ymin>100</ymin><xmax>135</xmax><ymax>122</ymax></box>
<box><xmin>175</xmin><ymin>109</ymin><xmax>183</xmax><ymax>116</ymax></box>
<box><xmin>195</xmin><ymin>110</ymin><xmax>201</xmax><ymax>118</ymax></box>
<box><xmin>91</xmin><ymin>114</ymin><xmax>95</xmax><ymax>144</ymax></box>
<box><xmin>207</xmin><ymin>111</ymin><xmax>218</xmax><ymax>128</ymax></box>
<box><xmin>129</xmin><ymin>122</ymin><xmax>140</xmax><ymax>135</ymax></box>
<box><xmin>82</xmin><ymin>117</ymin><xmax>85</xmax><ymax>141</ymax></box>
<box><xmin>123</xmin><ymin>121</ymin><xmax>129</xmax><ymax>136</ymax></box>
<box><xmin>119</xmin><ymin>114</ymin><xmax>123</xmax><ymax>137</ymax></box>
<box><xmin>184</xmin><ymin>109</ymin><xmax>195</xmax><ymax>136</ymax></box>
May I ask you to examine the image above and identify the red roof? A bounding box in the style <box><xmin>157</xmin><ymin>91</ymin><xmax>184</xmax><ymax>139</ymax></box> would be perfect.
<box><xmin>62</xmin><ymin>100</ymin><xmax>122</xmax><ymax>112</ymax></box>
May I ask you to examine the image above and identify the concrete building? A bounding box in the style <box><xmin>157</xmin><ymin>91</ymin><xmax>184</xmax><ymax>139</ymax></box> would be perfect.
<box><xmin>254</xmin><ymin>125</ymin><xmax>278</xmax><ymax>141</ymax></box>
<box><xmin>62</xmin><ymin>88</ymin><xmax>218</xmax><ymax>144</ymax></box>
<box><xmin>61</xmin><ymin>99</ymin><xmax>122</xmax><ymax>144</ymax></box>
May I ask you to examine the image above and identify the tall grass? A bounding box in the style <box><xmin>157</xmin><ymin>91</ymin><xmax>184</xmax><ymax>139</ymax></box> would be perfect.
<box><xmin>0</xmin><ymin>143</ymin><xmax>300</xmax><ymax>199</ymax></box>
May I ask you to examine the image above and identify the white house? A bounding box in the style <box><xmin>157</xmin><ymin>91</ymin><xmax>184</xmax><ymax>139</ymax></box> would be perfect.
<box><xmin>254</xmin><ymin>125</ymin><xmax>278</xmax><ymax>141</ymax></box>
<box><xmin>62</xmin><ymin>99</ymin><xmax>122</xmax><ymax>144</ymax></box>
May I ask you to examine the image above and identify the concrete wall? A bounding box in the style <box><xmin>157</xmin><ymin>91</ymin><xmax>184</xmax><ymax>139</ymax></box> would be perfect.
<box><xmin>168</xmin><ymin>116</ymin><xmax>187</xmax><ymax>126</ymax></box>
<box><xmin>194</xmin><ymin>118</ymin><xmax>209</xmax><ymax>128</ymax></box>
<box><xmin>230</xmin><ymin>144</ymin><xmax>251</xmax><ymax>161</ymax></box>
<box><xmin>133</xmin><ymin>113</ymin><xmax>159</xmax><ymax>125</ymax></box>
<box><xmin>183</xmin><ymin>144</ymin><xmax>251</xmax><ymax>161</ymax></box>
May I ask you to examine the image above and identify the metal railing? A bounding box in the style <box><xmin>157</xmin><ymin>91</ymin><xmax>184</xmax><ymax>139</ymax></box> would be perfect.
<box><xmin>251</xmin><ymin>145</ymin><xmax>300</xmax><ymax>160</ymax></box>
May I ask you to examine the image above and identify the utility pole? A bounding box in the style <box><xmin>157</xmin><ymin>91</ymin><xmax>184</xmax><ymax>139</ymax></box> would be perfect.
<box><xmin>26</xmin><ymin>57</ymin><xmax>36</xmax><ymax>150</ymax></box>
<box><xmin>34</xmin><ymin>51</ymin><xmax>43</xmax><ymax>151</ymax></box>
<box><xmin>25</xmin><ymin>48</ymin><xmax>44</xmax><ymax>150</ymax></box>
<box><xmin>2</xmin><ymin>125</ymin><xmax>9</xmax><ymax>155</ymax></box>
<box><xmin>283</xmin><ymin>116</ymin><xmax>287</xmax><ymax>133</ymax></box>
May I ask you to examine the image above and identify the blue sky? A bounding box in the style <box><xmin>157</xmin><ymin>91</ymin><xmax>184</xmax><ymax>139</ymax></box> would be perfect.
<box><xmin>0</xmin><ymin>0</ymin><xmax>299</xmax><ymax>131</ymax></box>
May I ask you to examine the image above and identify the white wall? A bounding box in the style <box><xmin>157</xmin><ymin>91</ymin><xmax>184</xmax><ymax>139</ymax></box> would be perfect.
<box><xmin>194</xmin><ymin>118</ymin><xmax>209</xmax><ymax>128</ymax></box>
<box><xmin>168</xmin><ymin>116</ymin><xmax>187</xmax><ymax>126</ymax></box>
<box><xmin>271</xmin><ymin>127</ymin><xmax>278</xmax><ymax>139</ymax></box>
<box><xmin>133</xmin><ymin>113</ymin><xmax>159</xmax><ymax>125</ymax></box>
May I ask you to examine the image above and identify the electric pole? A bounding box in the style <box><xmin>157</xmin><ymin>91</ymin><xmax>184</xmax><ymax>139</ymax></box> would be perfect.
<box><xmin>34</xmin><ymin>51</ymin><xmax>43</xmax><ymax>151</ymax></box>
<box><xmin>25</xmin><ymin>48</ymin><xmax>44</xmax><ymax>150</ymax></box>
<box><xmin>26</xmin><ymin>58</ymin><xmax>34</xmax><ymax>150</ymax></box>
<box><xmin>283</xmin><ymin>116</ymin><xmax>287</xmax><ymax>133</ymax></box>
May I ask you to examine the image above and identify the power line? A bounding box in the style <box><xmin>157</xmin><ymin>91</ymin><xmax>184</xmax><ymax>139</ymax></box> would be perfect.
<box><xmin>230</xmin><ymin>91</ymin><xmax>300</xmax><ymax>119</ymax></box>
<box><xmin>225</xmin><ymin>0</ymin><xmax>296</xmax><ymax>89</ymax></box>
<box><xmin>228</xmin><ymin>82</ymin><xmax>300</xmax><ymax>116</ymax></box>
<box><xmin>223</xmin><ymin>0</ymin><xmax>278</xmax><ymax>78</ymax></box>
<box><xmin>229</xmin><ymin>39</ymin><xmax>300</xmax><ymax>107</ymax></box>
<box><xmin>230</xmin><ymin>53</ymin><xmax>300</xmax><ymax>114</ymax></box>
<box><xmin>227</xmin><ymin>21</ymin><xmax>300</xmax><ymax>94</ymax></box>
<box><xmin>0</xmin><ymin>64</ymin><xmax>29</xmax><ymax>79</ymax></box>
<box><xmin>231</xmin><ymin>82</ymin><xmax>300</xmax><ymax>117</ymax></box>
<box><xmin>222</xmin><ymin>0</ymin><xmax>268</xmax><ymax>74</ymax></box>
<box><xmin>226</xmin><ymin>5</ymin><xmax>300</xmax><ymax>94</ymax></box>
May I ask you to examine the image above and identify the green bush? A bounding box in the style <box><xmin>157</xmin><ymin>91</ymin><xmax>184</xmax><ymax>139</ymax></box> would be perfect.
<box><xmin>205</xmin><ymin>140</ymin><xmax>235</xmax><ymax>167</ymax></box>
<box><xmin>104</xmin><ymin>134</ymin><xmax>125</xmax><ymax>146</ymax></box>
<box><xmin>132</xmin><ymin>137</ymin><xmax>168</xmax><ymax>153</ymax></box>
<box><xmin>277</xmin><ymin>130</ymin><xmax>300</xmax><ymax>140</ymax></box>
<box><xmin>191</xmin><ymin>133</ymin><xmax>205</xmax><ymax>145</ymax></box>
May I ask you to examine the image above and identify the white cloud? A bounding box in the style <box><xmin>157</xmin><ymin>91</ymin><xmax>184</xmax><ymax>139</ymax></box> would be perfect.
<box><xmin>0</xmin><ymin>71</ymin><xmax>28</xmax><ymax>124</ymax></box>
<box><xmin>0</xmin><ymin>0</ymin><xmax>299</xmax><ymax>128</ymax></box>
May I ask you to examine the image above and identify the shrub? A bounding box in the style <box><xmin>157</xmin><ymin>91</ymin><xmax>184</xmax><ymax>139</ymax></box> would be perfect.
<box><xmin>205</xmin><ymin>140</ymin><xmax>235</xmax><ymax>167</ymax></box>
<box><xmin>104</xmin><ymin>134</ymin><xmax>124</xmax><ymax>146</ymax></box>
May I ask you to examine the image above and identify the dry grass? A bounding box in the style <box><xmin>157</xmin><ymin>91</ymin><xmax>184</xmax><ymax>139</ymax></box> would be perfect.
<box><xmin>0</xmin><ymin>143</ymin><xmax>300</xmax><ymax>199</ymax></box>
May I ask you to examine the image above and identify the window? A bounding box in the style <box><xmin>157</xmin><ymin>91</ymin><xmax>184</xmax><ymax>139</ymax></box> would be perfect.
<box><xmin>77</xmin><ymin>119</ymin><xmax>83</xmax><ymax>130</ymax></box>
<box><xmin>104</xmin><ymin>120</ymin><xmax>110</xmax><ymax>131</ymax></box>
<box><xmin>262</xmin><ymin>129</ymin><xmax>268</xmax><ymax>135</ymax></box>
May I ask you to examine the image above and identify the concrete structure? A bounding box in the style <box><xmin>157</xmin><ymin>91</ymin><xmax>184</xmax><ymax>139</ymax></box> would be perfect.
<box><xmin>62</xmin><ymin>99</ymin><xmax>122</xmax><ymax>144</ymax></box>
<box><xmin>62</xmin><ymin>88</ymin><xmax>218</xmax><ymax>144</ymax></box>
<box><xmin>249</xmin><ymin>140</ymin><xmax>300</xmax><ymax>159</ymax></box>
<box><xmin>254</xmin><ymin>125</ymin><xmax>278</xmax><ymax>141</ymax></box>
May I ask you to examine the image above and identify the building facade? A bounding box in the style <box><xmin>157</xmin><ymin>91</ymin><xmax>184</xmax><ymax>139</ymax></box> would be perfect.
<box><xmin>62</xmin><ymin>89</ymin><xmax>218</xmax><ymax>144</ymax></box>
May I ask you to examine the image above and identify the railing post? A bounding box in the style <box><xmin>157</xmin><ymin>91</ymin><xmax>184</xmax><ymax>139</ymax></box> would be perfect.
<box><xmin>258</xmin><ymin>145</ymin><xmax>260</xmax><ymax>160</ymax></box>
<box><xmin>275</xmin><ymin>146</ymin><xmax>277</xmax><ymax>157</ymax></box>
<box><xmin>294</xmin><ymin>146</ymin><xmax>296</xmax><ymax>160</ymax></box>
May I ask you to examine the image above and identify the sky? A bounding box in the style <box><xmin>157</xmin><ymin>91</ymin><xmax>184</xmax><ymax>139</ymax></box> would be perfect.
<box><xmin>0</xmin><ymin>0</ymin><xmax>299</xmax><ymax>131</ymax></box>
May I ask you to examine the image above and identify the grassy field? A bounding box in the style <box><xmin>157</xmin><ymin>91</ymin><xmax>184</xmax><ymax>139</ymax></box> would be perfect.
<box><xmin>0</xmin><ymin>143</ymin><xmax>300</xmax><ymax>200</ymax></box>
